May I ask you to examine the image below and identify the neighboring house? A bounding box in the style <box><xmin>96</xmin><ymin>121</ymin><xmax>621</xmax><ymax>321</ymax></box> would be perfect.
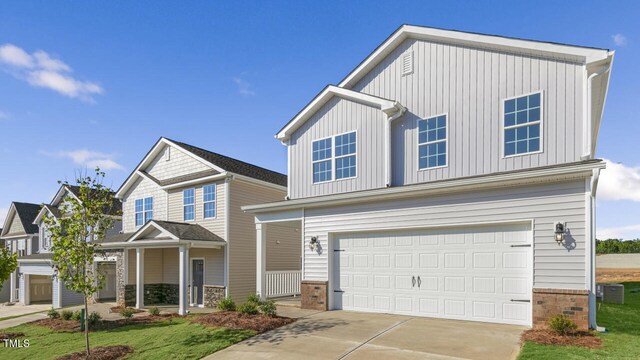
<box><xmin>0</xmin><ymin>202</ymin><xmax>41</xmax><ymax>305</ymax></box>
<box><xmin>0</xmin><ymin>227</ymin><xmax>9</xmax><ymax>303</ymax></box>
<box><xmin>244</xmin><ymin>25</ymin><xmax>614</xmax><ymax>330</ymax></box>
<box><xmin>21</xmin><ymin>184</ymin><xmax>123</xmax><ymax>308</ymax></box>
<box><xmin>98</xmin><ymin>137</ymin><xmax>299</xmax><ymax>315</ymax></box>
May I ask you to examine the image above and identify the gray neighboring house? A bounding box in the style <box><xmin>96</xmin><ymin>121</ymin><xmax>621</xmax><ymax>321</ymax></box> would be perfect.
<box><xmin>0</xmin><ymin>227</ymin><xmax>9</xmax><ymax>303</ymax></box>
<box><xmin>245</xmin><ymin>25</ymin><xmax>614</xmax><ymax>330</ymax></box>
<box><xmin>0</xmin><ymin>202</ymin><xmax>42</xmax><ymax>305</ymax></box>
<box><xmin>98</xmin><ymin>137</ymin><xmax>300</xmax><ymax>315</ymax></box>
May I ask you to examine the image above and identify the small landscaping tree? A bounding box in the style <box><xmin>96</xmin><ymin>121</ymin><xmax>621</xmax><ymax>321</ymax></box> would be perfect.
<box><xmin>0</xmin><ymin>244</ymin><xmax>18</xmax><ymax>293</ymax></box>
<box><xmin>44</xmin><ymin>168</ymin><xmax>117</xmax><ymax>357</ymax></box>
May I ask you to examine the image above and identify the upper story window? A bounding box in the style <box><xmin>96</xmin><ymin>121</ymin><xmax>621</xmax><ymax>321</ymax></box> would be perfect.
<box><xmin>203</xmin><ymin>184</ymin><xmax>216</xmax><ymax>219</ymax></box>
<box><xmin>183</xmin><ymin>188</ymin><xmax>195</xmax><ymax>221</ymax></box>
<box><xmin>312</xmin><ymin>131</ymin><xmax>357</xmax><ymax>183</ymax></box>
<box><xmin>418</xmin><ymin>114</ymin><xmax>447</xmax><ymax>169</ymax></box>
<box><xmin>135</xmin><ymin>197</ymin><xmax>153</xmax><ymax>227</ymax></box>
<box><xmin>504</xmin><ymin>92</ymin><xmax>542</xmax><ymax>156</ymax></box>
<box><xmin>312</xmin><ymin>137</ymin><xmax>333</xmax><ymax>183</ymax></box>
<box><xmin>40</xmin><ymin>225</ymin><xmax>52</xmax><ymax>251</ymax></box>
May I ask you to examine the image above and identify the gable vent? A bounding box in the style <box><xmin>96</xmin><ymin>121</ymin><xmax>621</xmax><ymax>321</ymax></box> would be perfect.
<box><xmin>402</xmin><ymin>51</ymin><xmax>413</xmax><ymax>76</ymax></box>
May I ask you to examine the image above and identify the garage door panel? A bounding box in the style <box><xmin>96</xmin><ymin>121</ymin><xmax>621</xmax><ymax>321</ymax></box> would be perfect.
<box><xmin>334</xmin><ymin>224</ymin><xmax>532</xmax><ymax>326</ymax></box>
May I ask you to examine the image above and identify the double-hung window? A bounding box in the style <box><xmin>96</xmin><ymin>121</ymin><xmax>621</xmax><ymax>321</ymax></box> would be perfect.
<box><xmin>183</xmin><ymin>188</ymin><xmax>195</xmax><ymax>221</ymax></box>
<box><xmin>418</xmin><ymin>114</ymin><xmax>447</xmax><ymax>169</ymax></box>
<box><xmin>203</xmin><ymin>184</ymin><xmax>216</xmax><ymax>219</ymax></box>
<box><xmin>312</xmin><ymin>131</ymin><xmax>357</xmax><ymax>183</ymax></box>
<box><xmin>504</xmin><ymin>92</ymin><xmax>542</xmax><ymax>156</ymax></box>
<box><xmin>312</xmin><ymin>137</ymin><xmax>333</xmax><ymax>183</ymax></box>
<box><xmin>135</xmin><ymin>197</ymin><xmax>153</xmax><ymax>226</ymax></box>
<box><xmin>335</xmin><ymin>132</ymin><xmax>357</xmax><ymax>180</ymax></box>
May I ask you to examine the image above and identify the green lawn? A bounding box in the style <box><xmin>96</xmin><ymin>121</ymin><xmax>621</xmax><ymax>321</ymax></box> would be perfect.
<box><xmin>1</xmin><ymin>316</ymin><xmax>254</xmax><ymax>360</ymax></box>
<box><xmin>519</xmin><ymin>281</ymin><xmax>640</xmax><ymax>359</ymax></box>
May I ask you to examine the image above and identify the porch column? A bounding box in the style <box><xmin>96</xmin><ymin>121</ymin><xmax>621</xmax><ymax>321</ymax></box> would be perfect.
<box><xmin>178</xmin><ymin>245</ymin><xmax>189</xmax><ymax>315</ymax></box>
<box><xmin>136</xmin><ymin>248</ymin><xmax>144</xmax><ymax>309</ymax></box>
<box><xmin>9</xmin><ymin>270</ymin><xmax>16</xmax><ymax>302</ymax></box>
<box><xmin>256</xmin><ymin>223</ymin><xmax>266</xmax><ymax>299</ymax></box>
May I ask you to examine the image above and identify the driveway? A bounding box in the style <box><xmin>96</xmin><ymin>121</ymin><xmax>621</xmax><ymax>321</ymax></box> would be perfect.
<box><xmin>207</xmin><ymin>309</ymin><xmax>526</xmax><ymax>360</ymax></box>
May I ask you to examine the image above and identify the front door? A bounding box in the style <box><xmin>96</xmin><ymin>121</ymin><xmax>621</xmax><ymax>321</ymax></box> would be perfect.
<box><xmin>191</xmin><ymin>259</ymin><xmax>204</xmax><ymax>306</ymax></box>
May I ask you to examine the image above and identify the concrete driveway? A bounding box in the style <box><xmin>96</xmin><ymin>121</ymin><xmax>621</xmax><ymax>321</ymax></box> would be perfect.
<box><xmin>207</xmin><ymin>309</ymin><xmax>526</xmax><ymax>360</ymax></box>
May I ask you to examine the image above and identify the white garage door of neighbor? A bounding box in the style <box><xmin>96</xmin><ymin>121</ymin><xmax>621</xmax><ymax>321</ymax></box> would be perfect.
<box><xmin>333</xmin><ymin>224</ymin><xmax>533</xmax><ymax>326</ymax></box>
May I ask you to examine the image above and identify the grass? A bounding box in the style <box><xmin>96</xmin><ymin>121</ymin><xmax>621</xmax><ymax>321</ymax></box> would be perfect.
<box><xmin>0</xmin><ymin>316</ymin><xmax>255</xmax><ymax>359</ymax></box>
<box><xmin>518</xmin><ymin>281</ymin><xmax>640</xmax><ymax>359</ymax></box>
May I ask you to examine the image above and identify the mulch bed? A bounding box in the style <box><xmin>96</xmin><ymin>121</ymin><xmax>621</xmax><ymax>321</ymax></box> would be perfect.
<box><xmin>193</xmin><ymin>311</ymin><xmax>295</xmax><ymax>333</ymax></box>
<box><xmin>522</xmin><ymin>329</ymin><xmax>602</xmax><ymax>349</ymax></box>
<box><xmin>109</xmin><ymin>306</ymin><xmax>144</xmax><ymax>314</ymax></box>
<box><xmin>55</xmin><ymin>345</ymin><xmax>133</xmax><ymax>360</ymax></box>
<box><xmin>0</xmin><ymin>332</ymin><xmax>25</xmax><ymax>340</ymax></box>
<box><xmin>32</xmin><ymin>314</ymin><xmax>180</xmax><ymax>332</ymax></box>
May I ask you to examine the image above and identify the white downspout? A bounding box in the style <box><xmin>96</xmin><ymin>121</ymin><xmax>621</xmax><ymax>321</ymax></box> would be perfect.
<box><xmin>385</xmin><ymin>104</ymin><xmax>406</xmax><ymax>187</ymax></box>
<box><xmin>583</xmin><ymin>65</ymin><xmax>611</xmax><ymax>160</ymax></box>
<box><xmin>589</xmin><ymin>167</ymin><xmax>602</xmax><ymax>330</ymax></box>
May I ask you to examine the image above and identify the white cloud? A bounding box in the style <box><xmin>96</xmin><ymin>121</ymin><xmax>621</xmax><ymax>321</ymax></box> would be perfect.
<box><xmin>612</xmin><ymin>33</ymin><xmax>627</xmax><ymax>47</ymax></box>
<box><xmin>599</xmin><ymin>159</ymin><xmax>640</xmax><ymax>202</ymax></box>
<box><xmin>42</xmin><ymin>149</ymin><xmax>124</xmax><ymax>171</ymax></box>
<box><xmin>0</xmin><ymin>207</ymin><xmax>7</xmax><ymax>227</ymax></box>
<box><xmin>233</xmin><ymin>77</ymin><xmax>255</xmax><ymax>96</ymax></box>
<box><xmin>0</xmin><ymin>43</ymin><xmax>103</xmax><ymax>102</ymax></box>
<box><xmin>597</xmin><ymin>223</ymin><xmax>640</xmax><ymax>240</ymax></box>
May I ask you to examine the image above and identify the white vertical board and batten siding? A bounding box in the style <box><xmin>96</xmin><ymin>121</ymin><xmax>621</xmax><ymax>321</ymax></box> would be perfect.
<box><xmin>288</xmin><ymin>38</ymin><xmax>585</xmax><ymax>199</ymax></box>
<box><xmin>302</xmin><ymin>180</ymin><xmax>587</xmax><ymax>290</ymax></box>
<box><xmin>350</xmin><ymin>38</ymin><xmax>584</xmax><ymax>185</ymax></box>
<box><xmin>289</xmin><ymin>97</ymin><xmax>386</xmax><ymax>199</ymax></box>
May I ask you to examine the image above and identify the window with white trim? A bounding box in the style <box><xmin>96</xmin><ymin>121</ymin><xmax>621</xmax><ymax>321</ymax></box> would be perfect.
<box><xmin>504</xmin><ymin>92</ymin><xmax>542</xmax><ymax>156</ymax></box>
<box><xmin>203</xmin><ymin>184</ymin><xmax>216</xmax><ymax>219</ymax></box>
<box><xmin>312</xmin><ymin>137</ymin><xmax>332</xmax><ymax>183</ymax></box>
<box><xmin>183</xmin><ymin>188</ymin><xmax>195</xmax><ymax>221</ymax></box>
<box><xmin>135</xmin><ymin>197</ymin><xmax>153</xmax><ymax>227</ymax></box>
<box><xmin>418</xmin><ymin>115</ymin><xmax>447</xmax><ymax>169</ymax></box>
<box><xmin>335</xmin><ymin>132</ymin><xmax>357</xmax><ymax>179</ymax></box>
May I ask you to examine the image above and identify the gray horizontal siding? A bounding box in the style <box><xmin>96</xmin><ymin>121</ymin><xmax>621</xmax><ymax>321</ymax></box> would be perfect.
<box><xmin>60</xmin><ymin>282</ymin><xmax>84</xmax><ymax>307</ymax></box>
<box><xmin>301</xmin><ymin>180</ymin><xmax>587</xmax><ymax>290</ymax></box>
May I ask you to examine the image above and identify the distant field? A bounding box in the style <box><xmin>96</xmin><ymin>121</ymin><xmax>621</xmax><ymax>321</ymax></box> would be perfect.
<box><xmin>597</xmin><ymin>268</ymin><xmax>640</xmax><ymax>283</ymax></box>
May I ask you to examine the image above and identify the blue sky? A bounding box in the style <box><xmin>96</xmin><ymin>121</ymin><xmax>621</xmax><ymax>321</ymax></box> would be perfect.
<box><xmin>1</xmin><ymin>1</ymin><xmax>639</xmax><ymax>238</ymax></box>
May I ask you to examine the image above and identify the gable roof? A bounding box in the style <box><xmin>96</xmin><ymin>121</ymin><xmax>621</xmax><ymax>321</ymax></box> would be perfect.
<box><xmin>128</xmin><ymin>220</ymin><xmax>226</xmax><ymax>243</ymax></box>
<box><xmin>338</xmin><ymin>24</ymin><xmax>613</xmax><ymax>90</ymax></box>
<box><xmin>116</xmin><ymin>137</ymin><xmax>287</xmax><ymax>198</ymax></box>
<box><xmin>276</xmin><ymin>86</ymin><xmax>406</xmax><ymax>141</ymax></box>
<box><xmin>1</xmin><ymin>202</ymin><xmax>41</xmax><ymax>237</ymax></box>
<box><xmin>47</xmin><ymin>184</ymin><xmax>121</xmax><ymax>219</ymax></box>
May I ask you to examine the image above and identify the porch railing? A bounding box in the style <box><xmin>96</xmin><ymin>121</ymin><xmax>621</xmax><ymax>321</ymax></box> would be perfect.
<box><xmin>265</xmin><ymin>270</ymin><xmax>301</xmax><ymax>298</ymax></box>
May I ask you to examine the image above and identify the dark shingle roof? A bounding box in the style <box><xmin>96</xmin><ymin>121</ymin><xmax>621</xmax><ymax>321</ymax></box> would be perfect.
<box><xmin>168</xmin><ymin>139</ymin><xmax>287</xmax><ymax>187</ymax></box>
<box><xmin>42</xmin><ymin>204</ymin><xmax>63</xmax><ymax>219</ymax></box>
<box><xmin>99</xmin><ymin>232</ymin><xmax>135</xmax><ymax>244</ymax></box>
<box><xmin>151</xmin><ymin>220</ymin><xmax>226</xmax><ymax>242</ymax></box>
<box><xmin>65</xmin><ymin>185</ymin><xmax>122</xmax><ymax>216</ymax></box>
<box><xmin>13</xmin><ymin>202</ymin><xmax>41</xmax><ymax>234</ymax></box>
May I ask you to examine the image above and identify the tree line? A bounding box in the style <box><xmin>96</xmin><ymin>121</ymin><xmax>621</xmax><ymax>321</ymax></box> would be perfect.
<box><xmin>596</xmin><ymin>239</ymin><xmax>640</xmax><ymax>254</ymax></box>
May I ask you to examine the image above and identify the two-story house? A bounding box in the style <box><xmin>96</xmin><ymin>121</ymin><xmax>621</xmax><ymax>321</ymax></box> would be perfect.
<box><xmin>99</xmin><ymin>137</ymin><xmax>300</xmax><ymax>315</ymax></box>
<box><xmin>1</xmin><ymin>202</ymin><xmax>42</xmax><ymax>305</ymax></box>
<box><xmin>244</xmin><ymin>25</ymin><xmax>614</xmax><ymax>330</ymax></box>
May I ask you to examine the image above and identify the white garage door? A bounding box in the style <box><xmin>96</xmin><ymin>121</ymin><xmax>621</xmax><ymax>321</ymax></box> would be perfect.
<box><xmin>333</xmin><ymin>224</ymin><xmax>532</xmax><ymax>326</ymax></box>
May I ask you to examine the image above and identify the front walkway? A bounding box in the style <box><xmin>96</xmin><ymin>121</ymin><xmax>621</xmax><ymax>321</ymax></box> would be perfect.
<box><xmin>206</xmin><ymin>309</ymin><xmax>526</xmax><ymax>360</ymax></box>
<box><xmin>0</xmin><ymin>303</ymin><xmax>50</xmax><ymax>320</ymax></box>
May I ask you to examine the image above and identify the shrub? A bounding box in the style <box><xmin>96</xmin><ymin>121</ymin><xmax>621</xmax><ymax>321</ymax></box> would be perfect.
<box><xmin>47</xmin><ymin>308</ymin><xmax>60</xmax><ymax>319</ymax></box>
<box><xmin>87</xmin><ymin>311</ymin><xmax>102</xmax><ymax>326</ymax></box>
<box><xmin>61</xmin><ymin>310</ymin><xmax>74</xmax><ymax>320</ymax></box>
<box><xmin>148</xmin><ymin>306</ymin><xmax>160</xmax><ymax>316</ymax></box>
<box><xmin>549</xmin><ymin>314</ymin><xmax>578</xmax><ymax>335</ymax></box>
<box><xmin>259</xmin><ymin>300</ymin><xmax>277</xmax><ymax>317</ymax></box>
<box><xmin>237</xmin><ymin>302</ymin><xmax>259</xmax><ymax>315</ymax></box>
<box><xmin>246</xmin><ymin>293</ymin><xmax>261</xmax><ymax>305</ymax></box>
<box><xmin>71</xmin><ymin>311</ymin><xmax>82</xmax><ymax>321</ymax></box>
<box><xmin>121</xmin><ymin>307</ymin><xmax>135</xmax><ymax>319</ymax></box>
<box><xmin>217</xmin><ymin>297</ymin><xmax>236</xmax><ymax>311</ymax></box>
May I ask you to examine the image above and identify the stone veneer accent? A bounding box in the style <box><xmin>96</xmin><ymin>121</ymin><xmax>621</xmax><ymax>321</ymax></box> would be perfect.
<box><xmin>203</xmin><ymin>285</ymin><xmax>225</xmax><ymax>307</ymax></box>
<box><xmin>301</xmin><ymin>280</ymin><xmax>328</xmax><ymax>310</ymax></box>
<box><xmin>533</xmin><ymin>288</ymin><xmax>589</xmax><ymax>330</ymax></box>
<box><xmin>92</xmin><ymin>249</ymin><xmax>125</xmax><ymax>306</ymax></box>
<box><xmin>124</xmin><ymin>284</ymin><xmax>179</xmax><ymax>306</ymax></box>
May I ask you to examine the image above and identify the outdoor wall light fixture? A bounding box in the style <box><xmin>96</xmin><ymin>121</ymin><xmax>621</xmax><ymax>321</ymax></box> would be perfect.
<box><xmin>309</xmin><ymin>236</ymin><xmax>318</xmax><ymax>251</ymax></box>
<box><xmin>554</xmin><ymin>222</ymin><xmax>566</xmax><ymax>245</ymax></box>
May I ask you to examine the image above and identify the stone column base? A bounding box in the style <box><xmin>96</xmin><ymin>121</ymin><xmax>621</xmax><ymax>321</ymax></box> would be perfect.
<box><xmin>204</xmin><ymin>285</ymin><xmax>225</xmax><ymax>307</ymax></box>
<box><xmin>533</xmin><ymin>288</ymin><xmax>589</xmax><ymax>330</ymax></box>
<box><xmin>301</xmin><ymin>280</ymin><xmax>328</xmax><ymax>311</ymax></box>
